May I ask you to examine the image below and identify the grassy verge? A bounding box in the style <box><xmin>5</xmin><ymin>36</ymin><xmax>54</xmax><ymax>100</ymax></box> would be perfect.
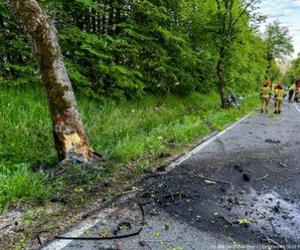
<box><xmin>0</xmin><ymin>87</ymin><xmax>258</xmax><ymax>210</ymax></box>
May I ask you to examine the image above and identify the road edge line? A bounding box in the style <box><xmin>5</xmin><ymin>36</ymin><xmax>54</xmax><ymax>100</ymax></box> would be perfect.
<box><xmin>293</xmin><ymin>103</ymin><xmax>300</xmax><ymax>114</ymax></box>
<box><xmin>41</xmin><ymin>208</ymin><xmax>115</xmax><ymax>250</ymax></box>
<box><xmin>42</xmin><ymin>110</ymin><xmax>255</xmax><ymax>250</ymax></box>
<box><xmin>167</xmin><ymin>110</ymin><xmax>255</xmax><ymax>170</ymax></box>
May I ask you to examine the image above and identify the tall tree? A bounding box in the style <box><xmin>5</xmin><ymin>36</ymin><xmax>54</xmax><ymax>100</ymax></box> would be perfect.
<box><xmin>283</xmin><ymin>55</ymin><xmax>300</xmax><ymax>85</ymax></box>
<box><xmin>2</xmin><ymin>0</ymin><xmax>270</xmax><ymax>103</ymax></box>
<box><xmin>214</xmin><ymin>0</ymin><xmax>260</xmax><ymax>108</ymax></box>
<box><xmin>8</xmin><ymin>0</ymin><xmax>102</xmax><ymax>164</ymax></box>
<box><xmin>264</xmin><ymin>21</ymin><xmax>293</xmax><ymax>80</ymax></box>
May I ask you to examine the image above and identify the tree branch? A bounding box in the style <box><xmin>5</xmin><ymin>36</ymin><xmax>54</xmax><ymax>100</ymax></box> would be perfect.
<box><xmin>215</xmin><ymin>0</ymin><xmax>221</xmax><ymax>11</ymax></box>
<box><xmin>232</xmin><ymin>0</ymin><xmax>260</xmax><ymax>28</ymax></box>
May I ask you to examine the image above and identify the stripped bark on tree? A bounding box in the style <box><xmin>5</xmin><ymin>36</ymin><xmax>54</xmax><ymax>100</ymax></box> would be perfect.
<box><xmin>8</xmin><ymin>0</ymin><xmax>102</xmax><ymax>164</ymax></box>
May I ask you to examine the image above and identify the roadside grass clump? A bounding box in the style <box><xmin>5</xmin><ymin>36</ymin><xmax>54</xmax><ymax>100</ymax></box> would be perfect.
<box><xmin>81</xmin><ymin>92</ymin><xmax>221</xmax><ymax>163</ymax></box>
<box><xmin>0</xmin><ymin>85</ymin><xmax>258</xmax><ymax>208</ymax></box>
<box><xmin>207</xmin><ymin>96</ymin><xmax>258</xmax><ymax>131</ymax></box>
<box><xmin>0</xmin><ymin>163</ymin><xmax>50</xmax><ymax>210</ymax></box>
<box><xmin>0</xmin><ymin>87</ymin><xmax>55</xmax><ymax>165</ymax></box>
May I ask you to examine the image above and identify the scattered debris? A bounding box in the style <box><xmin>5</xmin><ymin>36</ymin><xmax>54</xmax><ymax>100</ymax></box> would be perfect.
<box><xmin>99</xmin><ymin>229</ymin><xmax>110</xmax><ymax>237</ymax></box>
<box><xmin>100</xmin><ymin>219</ymin><xmax>108</xmax><ymax>226</ymax></box>
<box><xmin>198</xmin><ymin>175</ymin><xmax>233</xmax><ymax>187</ymax></box>
<box><xmin>242</xmin><ymin>173</ymin><xmax>251</xmax><ymax>182</ymax></box>
<box><xmin>158</xmin><ymin>152</ymin><xmax>171</xmax><ymax>159</ymax></box>
<box><xmin>117</xmin><ymin>222</ymin><xmax>132</xmax><ymax>232</ymax></box>
<box><xmin>278</xmin><ymin>161</ymin><xmax>287</xmax><ymax>168</ymax></box>
<box><xmin>235</xmin><ymin>218</ymin><xmax>256</xmax><ymax>225</ymax></box>
<box><xmin>265</xmin><ymin>139</ymin><xmax>281</xmax><ymax>144</ymax></box>
<box><xmin>156</xmin><ymin>165</ymin><xmax>167</xmax><ymax>172</ymax></box>
<box><xmin>256</xmin><ymin>173</ymin><xmax>269</xmax><ymax>181</ymax></box>
<box><xmin>261</xmin><ymin>236</ymin><xmax>285</xmax><ymax>250</ymax></box>
<box><xmin>152</xmin><ymin>231</ymin><xmax>161</xmax><ymax>238</ymax></box>
<box><xmin>234</xmin><ymin>164</ymin><xmax>244</xmax><ymax>173</ymax></box>
<box><xmin>204</xmin><ymin>180</ymin><xmax>217</xmax><ymax>185</ymax></box>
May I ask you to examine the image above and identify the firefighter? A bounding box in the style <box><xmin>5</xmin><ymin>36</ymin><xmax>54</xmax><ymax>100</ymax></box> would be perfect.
<box><xmin>294</xmin><ymin>79</ymin><xmax>300</xmax><ymax>103</ymax></box>
<box><xmin>274</xmin><ymin>83</ymin><xmax>285</xmax><ymax>114</ymax></box>
<box><xmin>260</xmin><ymin>80</ymin><xmax>272</xmax><ymax>113</ymax></box>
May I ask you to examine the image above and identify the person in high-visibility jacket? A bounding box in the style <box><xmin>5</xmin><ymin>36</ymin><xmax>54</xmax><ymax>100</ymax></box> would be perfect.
<box><xmin>260</xmin><ymin>80</ymin><xmax>272</xmax><ymax>113</ymax></box>
<box><xmin>294</xmin><ymin>79</ymin><xmax>300</xmax><ymax>103</ymax></box>
<box><xmin>274</xmin><ymin>83</ymin><xmax>285</xmax><ymax>114</ymax></box>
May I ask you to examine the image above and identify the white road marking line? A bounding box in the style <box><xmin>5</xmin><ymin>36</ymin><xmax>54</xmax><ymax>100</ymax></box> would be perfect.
<box><xmin>42</xmin><ymin>208</ymin><xmax>115</xmax><ymax>250</ymax></box>
<box><xmin>42</xmin><ymin>110</ymin><xmax>255</xmax><ymax>250</ymax></box>
<box><xmin>168</xmin><ymin>111</ymin><xmax>254</xmax><ymax>169</ymax></box>
<box><xmin>293</xmin><ymin>103</ymin><xmax>300</xmax><ymax>114</ymax></box>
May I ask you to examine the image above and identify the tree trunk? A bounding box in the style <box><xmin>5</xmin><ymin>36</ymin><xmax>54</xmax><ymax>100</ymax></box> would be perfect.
<box><xmin>9</xmin><ymin>0</ymin><xmax>102</xmax><ymax>164</ymax></box>
<box><xmin>216</xmin><ymin>55</ymin><xmax>228</xmax><ymax>109</ymax></box>
<box><xmin>265</xmin><ymin>59</ymin><xmax>272</xmax><ymax>80</ymax></box>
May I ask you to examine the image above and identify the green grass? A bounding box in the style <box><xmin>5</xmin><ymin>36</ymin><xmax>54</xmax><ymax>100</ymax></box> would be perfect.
<box><xmin>0</xmin><ymin>86</ymin><xmax>259</xmax><ymax>209</ymax></box>
<box><xmin>0</xmin><ymin>163</ymin><xmax>50</xmax><ymax>208</ymax></box>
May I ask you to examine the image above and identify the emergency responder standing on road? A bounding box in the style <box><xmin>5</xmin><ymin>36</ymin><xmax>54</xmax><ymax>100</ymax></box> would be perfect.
<box><xmin>260</xmin><ymin>80</ymin><xmax>272</xmax><ymax>113</ymax></box>
<box><xmin>294</xmin><ymin>79</ymin><xmax>300</xmax><ymax>103</ymax></box>
<box><xmin>274</xmin><ymin>83</ymin><xmax>285</xmax><ymax>114</ymax></box>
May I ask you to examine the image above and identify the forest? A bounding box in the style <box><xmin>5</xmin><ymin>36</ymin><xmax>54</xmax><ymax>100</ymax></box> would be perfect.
<box><xmin>1</xmin><ymin>0</ymin><xmax>288</xmax><ymax>98</ymax></box>
<box><xmin>0</xmin><ymin>0</ymin><xmax>297</xmax><ymax>248</ymax></box>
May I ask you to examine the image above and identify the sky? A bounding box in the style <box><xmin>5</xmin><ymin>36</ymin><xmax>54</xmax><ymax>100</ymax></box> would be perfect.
<box><xmin>259</xmin><ymin>0</ymin><xmax>300</xmax><ymax>58</ymax></box>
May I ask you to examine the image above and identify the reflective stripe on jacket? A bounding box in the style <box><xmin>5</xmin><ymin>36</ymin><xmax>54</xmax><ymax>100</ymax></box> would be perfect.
<box><xmin>261</xmin><ymin>86</ymin><xmax>271</xmax><ymax>99</ymax></box>
<box><xmin>275</xmin><ymin>89</ymin><xmax>284</xmax><ymax>100</ymax></box>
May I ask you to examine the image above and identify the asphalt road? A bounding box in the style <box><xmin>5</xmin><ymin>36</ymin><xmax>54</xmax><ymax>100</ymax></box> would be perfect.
<box><xmin>43</xmin><ymin>101</ymin><xmax>300</xmax><ymax>250</ymax></box>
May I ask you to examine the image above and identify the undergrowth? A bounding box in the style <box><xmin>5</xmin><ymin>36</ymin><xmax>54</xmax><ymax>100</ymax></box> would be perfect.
<box><xmin>0</xmin><ymin>86</ymin><xmax>258</xmax><ymax>209</ymax></box>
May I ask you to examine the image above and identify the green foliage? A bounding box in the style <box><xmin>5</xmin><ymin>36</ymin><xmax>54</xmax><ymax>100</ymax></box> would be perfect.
<box><xmin>0</xmin><ymin>86</ymin><xmax>257</xmax><ymax>209</ymax></box>
<box><xmin>0</xmin><ymin>163</ymin><xmax>50</xmax><ymax>210</ymax></box>
<box><xmin>1</xmin><ymin>0</ymin><xmax>269</xmax><ymax>101</ymax></box>
<box><xmin>0</xmin><ymin>0</ymin><xmax>277</xmax><ymax>209</ymax></box>
<box><xmin>283</xmin><ymin>55</ymin><xmax>300</xmax><ymax>86</ymax></box>
<box><xmin>0</xmin><ymin>87</ymin><xmax>55</xmax><ymax>165</ymax></box>
<box><xmin>0</xmin><ymin>1</ymin><xmax>37</xmax><ymax>86</ymax></box>
<box><xmin>119</xmin><ymin>0</ymin><xmax>200</xmax><ymax>94</ymax></box>
<box><xmin>265</xmin><ymin>21</ymin><xmax>294</xmax><ymax>61</ymax></box>
<box><xmin>264</xmin><ymin>21</ymin><xmax>294</xmax><ymax>80</ymax></box>
<box><xmin>224</xmin><ymin>24</ymin><xmax>267</xmax><ymax>93</ymax></box>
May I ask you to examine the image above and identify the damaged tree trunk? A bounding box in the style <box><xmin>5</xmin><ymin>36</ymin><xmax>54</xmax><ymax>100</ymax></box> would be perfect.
<box><xmin>9</xmin><ymin>0</ymin><xmax>102</xmax><ymax>164</ymax></box>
